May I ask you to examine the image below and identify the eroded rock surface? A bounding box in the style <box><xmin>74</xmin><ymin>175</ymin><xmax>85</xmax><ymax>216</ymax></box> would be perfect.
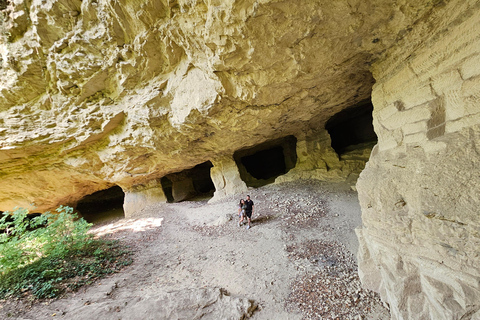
<box><xmin>66</xmin><ymin>287</ymin><xmax>256</xmax><ymax>320</ymax></box>
<box><xmin>0</xmin><ymin>0</ymin><xmax>437</xmax><ymax>211</ymax></box>
<box><xmin>356</xmin><ymin>1</ymin><xmax>480</xmax><ymax>318</ymax></box>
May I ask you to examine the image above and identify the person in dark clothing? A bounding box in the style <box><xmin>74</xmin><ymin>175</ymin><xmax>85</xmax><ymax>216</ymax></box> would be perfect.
<box><xmin>244</xmin><ymin>195</ymin><xmax>254</xmax><ymax>230</ymax></box>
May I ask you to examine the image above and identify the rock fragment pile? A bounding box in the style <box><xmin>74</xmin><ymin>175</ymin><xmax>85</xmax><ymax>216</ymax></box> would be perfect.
<box><xmin>285</xmin><ymin>240</ymin><xmax>386</xmax><ymax>320</ymax></box>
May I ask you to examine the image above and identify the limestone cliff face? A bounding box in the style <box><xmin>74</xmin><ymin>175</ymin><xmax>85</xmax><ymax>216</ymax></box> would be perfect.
<box><xmin>0</xmin><ymin>0</ymin><xmax>437</xmax><ymax>211</ymax></box>
<box><xmin>356</xmin><ymin>1</ymin><xmax>480</xmax><ymax>318</ymax></box>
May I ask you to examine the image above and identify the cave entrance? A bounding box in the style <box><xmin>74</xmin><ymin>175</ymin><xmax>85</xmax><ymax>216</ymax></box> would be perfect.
<box><xmin>325</xmin><ymin>101</ymin><xmax>377</xmax><ymax>156</ymax></box>
<box><xmin>160</xmin><ymin>161</ymin><xmax>215</xmax><ymax>203</ymax></box>
<box><xmin>76</xmin><ymin>186</ymin><xmax>125</xmax><ymax>224</ymax></box>
<box><xmin>234</xmin><ymin>135</ymin><xmax>297</xmax><ymax>188</ymax></box>
<box><xmin>160</xmin><ymin>177</ymin><xmax>174</xmax><ymax>203</ymax></box>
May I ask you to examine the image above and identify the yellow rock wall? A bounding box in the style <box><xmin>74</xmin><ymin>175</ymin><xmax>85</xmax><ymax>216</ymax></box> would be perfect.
<box><xmin>357</xmin><ymin>1</ymin><xmax>480</xmax><ymax>318</ymax></box>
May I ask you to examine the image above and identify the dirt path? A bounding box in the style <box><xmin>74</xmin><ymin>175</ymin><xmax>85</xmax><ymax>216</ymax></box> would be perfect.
<box><xmin>1</xmin><ymin>180</ymin><xmax>390</xmax><ymax>320</ymax></box>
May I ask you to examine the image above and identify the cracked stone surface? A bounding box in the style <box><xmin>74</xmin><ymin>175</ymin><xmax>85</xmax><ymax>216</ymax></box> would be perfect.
<box><xmin>0</xmin><ymin>0</ymin><xmax>438</xmax><ymax>211</ymax></box>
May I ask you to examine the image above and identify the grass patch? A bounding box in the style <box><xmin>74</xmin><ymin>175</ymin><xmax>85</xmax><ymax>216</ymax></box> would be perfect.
<box><xmin>0</xmin><ymin>206</ymin><xmax>132</xmax><ymax>299</ymax></box>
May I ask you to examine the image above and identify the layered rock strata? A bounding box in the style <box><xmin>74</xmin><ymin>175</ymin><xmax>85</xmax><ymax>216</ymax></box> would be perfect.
<box><xmin>356</xmin><ymin>0</ymin><xmax>480</xmax><ymax>318</ymax></box>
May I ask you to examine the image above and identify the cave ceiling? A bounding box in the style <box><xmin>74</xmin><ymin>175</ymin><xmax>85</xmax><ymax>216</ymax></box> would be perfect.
<box><xmin>0</xmin><ymin>0</ymin><xmax>441</xmax><ymax>210</ymax></box>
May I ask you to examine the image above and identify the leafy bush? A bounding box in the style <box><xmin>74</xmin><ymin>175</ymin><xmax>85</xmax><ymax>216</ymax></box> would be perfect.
<box><xmin>0</xmin><ymin>206</ymin><xmax>132</xmax><ymax>299</ymax></box>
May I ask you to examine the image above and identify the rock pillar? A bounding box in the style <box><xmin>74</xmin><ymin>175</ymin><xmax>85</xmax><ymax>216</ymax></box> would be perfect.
<box><xmin>171</xmin><ymin>174</ymin><xmax>197</xmax><ymax>202</ymax></box>
<box><xmin>123</xmin><ymin>180</ymin><xmax>167</xmax><ymax>218</ymax></box>
<box><xmin>277</xmin><ymin>129</ymin><xmax>371</xmax><ymax>184</ymax></box>
<box><xmin>210</xmin><ymin>156</ymin><xmax>248</xmax><ymax>201</ymax></box>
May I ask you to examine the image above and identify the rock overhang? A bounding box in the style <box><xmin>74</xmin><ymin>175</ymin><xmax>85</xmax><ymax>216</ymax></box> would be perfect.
<box><xmin>0</xmin><ymin>0</ymin><xmax>440</xmax><ymax>211</ymax></box>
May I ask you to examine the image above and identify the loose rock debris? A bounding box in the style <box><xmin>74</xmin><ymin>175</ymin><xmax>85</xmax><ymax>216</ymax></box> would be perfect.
<box><xmin>285</xmin><ymin>240</ymin><xmax>387</xmax><ymax>320</ymax></box>
<box><xmin>191</xmin><ymin>182</ymin><xmax>328</xmax><ymax>237</ymax></box>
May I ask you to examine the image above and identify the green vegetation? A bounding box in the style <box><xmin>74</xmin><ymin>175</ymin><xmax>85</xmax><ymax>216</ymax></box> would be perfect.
<box><xmin>0</xmin><ymin>206</ymin><xmax>132</xmax><ymax>299</ymax></box>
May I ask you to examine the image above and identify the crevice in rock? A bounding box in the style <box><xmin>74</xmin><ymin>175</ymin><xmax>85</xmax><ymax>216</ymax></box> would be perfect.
<box><xmin>427</xmin><ymin>97</ymin><xmax>446</xmax><ymax>140</ymax></box>
<box><xmin>161</xmin><ymin>161</ymin><xmax>215</xmax><ymax>203</ymax></box>
<box><xmin>326</xmin><ymin>100</ymin><xmax>377</xmax><ymax>156</ymax></box>
<box><xmin>76</xmin><ymin>186</ymin><xmax>125</xmax><ymax>223</ymax></box>
<box><xmin>234</xmin><ymin>135</ymin><xmax>297</xmax><ymax>188</ymax></box>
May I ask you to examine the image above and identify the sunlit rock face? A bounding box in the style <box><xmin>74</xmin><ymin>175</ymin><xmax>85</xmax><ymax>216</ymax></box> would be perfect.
<box><xmin>0</xmin><ymin>0</ymin><xmax>437</xmax><ymax>211</ymax></box>
<box><xmin>356</xmin><ymin>1</ymin><xmax>480</xmax><ymax>319</ymax></box>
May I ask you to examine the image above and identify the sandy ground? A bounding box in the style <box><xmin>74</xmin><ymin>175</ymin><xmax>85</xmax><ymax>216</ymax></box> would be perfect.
<box><xmin>0</xmin><ymin>180</ymin><xmax>390</xmax><ymax>320</ymax></box>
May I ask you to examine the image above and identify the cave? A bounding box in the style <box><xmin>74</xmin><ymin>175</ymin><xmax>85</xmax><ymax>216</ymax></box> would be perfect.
<box><xmin>75</xmin><ymin>186</ymin><xmax>125</xmax><ymax>223</ymax></box>
<box><xmin>161</xmin><ymin>177</ymin><xmax>175</xmax><ymax>203</ymax></box>
<box><xmin>161</xmin><ymin>161</ymin><xmax>215</xmax><ymax>203</ymax></box>
<box><xmin>325</xmin><ymin>101</ymin><xmax>377</xmax><ymax>155</ymax></box>
<box><xmin>241</xmin><ymin>146</ymin><xmax>285</xmax><ymax>180</ymax></box>
<box><xmin>234</xmin><ymin>135</ymin><xmax>297</xmax><ymax>188</ymax></box>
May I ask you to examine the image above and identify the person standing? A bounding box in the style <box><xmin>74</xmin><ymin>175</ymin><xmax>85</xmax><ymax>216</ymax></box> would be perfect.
<box><xmin>238</xmin><ymin>199</ymin><xmax>247</xmax><ymax>227</ymax></box>
<box><xmin>244</xmin><ymin>195</ymin><xmax>254</xmax><ymax>230</ymax></box>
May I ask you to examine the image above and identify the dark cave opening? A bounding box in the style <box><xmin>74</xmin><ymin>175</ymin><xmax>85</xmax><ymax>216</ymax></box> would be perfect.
<box><xmin>234</xmin><ymin>135</ymin><xmax>297</xmax><ymax>188</ymax></box>
<box><xmin>325</xmin><ymin>101</ymin><xmax>377</xmax><ymax>155</ymax></box>
<box><xmin>161</xmin><ymin>161</ymin><xmax>215</xmax><ymax>203</ymax></box>
<box><xmin>161</xmin><ymin>177</ymin><xmax>174</xmax><ymax>203</ymax></box>
<box><xmin>76</xmin><ymin>186</ymin><xmax>125</xmax><ymax>223</ymax></box>
<box><xmin>192</xmin><ymin>161</ymin><xmax>216</xmax><ymax>194</ymax></box>
<box><xmin>0</xmin><ymin>0</ymin><xmax>8</xmax><ymax>11</ymax></box>
<box><xmin>241</xmin><ymin>146</ymin><xmax>286</xmax><ymax>180</ymax></box>
<box><xmin>0</xmin><ymin>211</ymin><xmax>44</xmax><ymax>233</ymax></box>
